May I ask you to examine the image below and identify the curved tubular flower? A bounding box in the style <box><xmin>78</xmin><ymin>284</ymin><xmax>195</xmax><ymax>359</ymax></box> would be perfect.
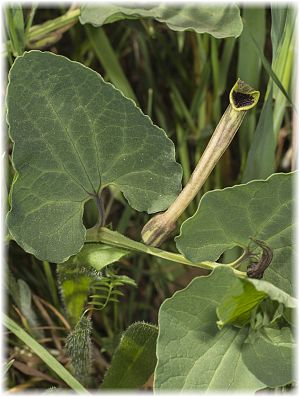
<box><xmin>142</xmin><ymin>79</ymin><xmax>260</xmax><ymax>247</ymax></box>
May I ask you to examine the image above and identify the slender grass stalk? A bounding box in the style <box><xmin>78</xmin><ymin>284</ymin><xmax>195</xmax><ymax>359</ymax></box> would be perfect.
<box><xmin>176</xmin><ymin>123</ymin><xmax>191</xmax><ymax>187</ymax></box>
<box><xmin>3</xmin><ymin>314</ymin><xmax>88</xmax><ymax>393</ymax></box>
<box><xmin>42</xmin><ymin>261</ymin><xmax>60</xmax><ymax>308</ymax></box>
<box><xmin>85</xmin><ymin>25</ymin><xmax>137</xmax><ymax>103</ymax></box>
<box><xmin>5</xmin><ymin>5</ymin><xmax>25</xmax><ymax>56</ymax></box>
<box><xmin>24</xmin><ymin>4</ymin><xmax>37</xmax><ymax>39</ymax></box>
<box><xmin>141</xmin><ymin>79</ymin><xmax>260</xmax><ymax>247</ymax></box>
<box><xmin>147</xmin><ymin>88</ymin><xmax>153</xmax><ymax>117</ymax></box>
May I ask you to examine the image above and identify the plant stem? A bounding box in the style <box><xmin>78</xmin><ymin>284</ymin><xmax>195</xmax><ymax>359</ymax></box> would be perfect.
<box><xmin>27</xmin><ymin>8</ymin><xmax>80</xmax><ymax>42</ymax></box>
<box><xmin>42</xmin><ymin>261</ymin><xmax>60</xmax><ymax>308</ymax></box>
<box><xmin>141</xmin><ymin>79</ymin><xmax>260</xmax><ymax>247</ymax></box>
<box><xmin>24</xmin><ymin>4</ymin><xmax>37</xmax><ymax>39</ymax></box>
<box><xmin>5</xmin><ymin>8</ymin><xmax>81</xmax><ymax>53</ymax></box>
<box><xmin>86</xmin><ymin>227</ymin><xmax>246</xmax><ymax>277</ymax></box>
<box><xmin>227</xmin><ymin>250</ymin><xmax>250</xmax><ymax>268</ymax></box>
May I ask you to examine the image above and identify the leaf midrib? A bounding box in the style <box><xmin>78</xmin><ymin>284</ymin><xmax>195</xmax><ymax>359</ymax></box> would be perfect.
<box><xmin>33</xmin><ymin>65</ymin><xmax>97</xmax><ymax>195</ymax></box>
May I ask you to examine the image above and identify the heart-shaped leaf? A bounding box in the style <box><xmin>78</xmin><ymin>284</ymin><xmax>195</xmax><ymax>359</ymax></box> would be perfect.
<box><xmin>176</xmin><ymin>173</ymin><xmax>294</xmax><ymax>295</ymax></box>
<box><xmin>80</xmin><ymin>4</ymin><xmax>243</xmax><ymax>38</ymax></box>
<box><xmin>7</xmin><ymin>51</ymin><xmax>182</xmax><ymax>263</ymax></box>
<box><xmin>154</xmin><ymin>266</ymin><xmax>265</xmax><ymax>391</ymax></box>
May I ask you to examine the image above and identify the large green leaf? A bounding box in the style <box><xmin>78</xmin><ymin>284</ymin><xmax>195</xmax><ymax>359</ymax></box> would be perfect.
<box><xmin>154</xmin><ymin>266</ymin><xmax>265</xmax><ymax>391</ymax></box>
<box><xmin>242</xmin><ymin>327</ymin><xmax>295</xmax><ymax>387</ymax></box>
<box><xmin>80</xmin><ymin>4</ymin><xmax>243</xmax><ymax>38</ymax></box>
<box><xmin>101</xmin><ymin>322</ymin><xmax>158</xmax><ymax>389</ymax></box>
<box><xmin>176</xmin><ymin>173</ymin><xmax>294</xmax><ymax>295</ymax></box>
<box><xmin>7</xmin><ymin>51</ymin><xmax>182</xmax><ymax>263</ymax></box>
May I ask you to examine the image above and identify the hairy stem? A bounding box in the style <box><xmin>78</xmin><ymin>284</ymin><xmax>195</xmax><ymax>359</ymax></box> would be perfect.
<box><xmin>86</xmin><ymin>227</ymin><xmax>246</xmax><ymax>276</ymax></box>
<box><xmin>141</xmin><ymin>79</ymin><xmax>260</xmax><ymax>247</ymax></box>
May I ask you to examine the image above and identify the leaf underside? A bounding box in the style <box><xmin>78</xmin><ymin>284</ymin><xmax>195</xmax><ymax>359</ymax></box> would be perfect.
<box><xmin>7</xmin><ymin>51</ymin><xmax>182</xmax><ymax>263</ymax></box>
<box><xmin>176</xmin><ymin>172</ymin><xmax>294</xmax><ymax>295</ymax></box>
<box><xmin>80</xmin><ymin>4</ymin><xmax>243</xmax><ymax>38</ymax></box>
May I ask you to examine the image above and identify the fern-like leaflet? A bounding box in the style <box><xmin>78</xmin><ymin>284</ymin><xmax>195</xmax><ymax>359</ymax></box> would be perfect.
<box><xmin>86</xmin><ymin>271</ymin><xmax>137</xmax><ymax>312</ymax></box>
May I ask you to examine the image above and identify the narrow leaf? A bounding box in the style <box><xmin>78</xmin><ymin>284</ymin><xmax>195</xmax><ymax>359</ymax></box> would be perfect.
<box><xmin>243</xmin><ymin>20</ymin><xmax>294</xmax><ymax>108</ymax></box>
<box><xmin>85</xmin><ymin>25</ymin><xmax>137</xmax><ymax>102</ymax></box>
<box><xmin>5</xmin><ymin>5</ymin><xmax>25</xmax><ymax>56</ymax></box>
<box><xmin>3</xmin><ymin>359</ymin><xmax>15</xmax><ymax>374</ymax></box>
<box><xmin>242</xmin><ymin>91</ymin><xmax>275</xmax><ymax>181</ymax></box>
<box><xmin>237</xmin><ymin>7</ymin><xmax>265</xmax><ymax>160</ymax></box>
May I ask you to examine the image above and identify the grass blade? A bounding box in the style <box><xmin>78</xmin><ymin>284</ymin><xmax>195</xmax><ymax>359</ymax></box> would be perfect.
<box><xmin>242</xmin><ymin>7</ymin><xmax>295</xmax><ymax>182</ymax></box>
<box><xmin>85</xmin><ymin>25</ymin><xmax>137</xmax><ymax>103</ymax></box>
<box><xmin>3</xmin><ymin>359</ymin><xmax>15</xmax><ymax>374</ymax></box>
<box><xmin>237</xmin><ymin>7</ymin><xmax>266</xmax><ymax>168</ymax></box>
<box><xmin>242</xmin><ymin>91</ymin><xmax>274</xmax><ymax>182</ymax></box>
<box><xmin>3</xmin><ymin>314</ymin><xmax>88</xmax><ymax>393</ymax></box>
<box><xmin>5</xmin><ymin>4</ymin><xmax>25</xmax><ymax>56</ymax></box>
<box><xmin>218</xmin><ymin>37</ymin><xmax>236</xmax><ymax>96</ymax></box>
<box><xmin>243</xmin><ymin>19</ymin><xmax>294</xmax><ymax>108</ymax></box>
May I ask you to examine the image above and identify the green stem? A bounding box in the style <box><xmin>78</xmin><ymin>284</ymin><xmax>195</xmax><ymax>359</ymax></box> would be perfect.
<box><xmin>27</xmin><ymin>8</ymin><xmax>80</xmax><ymax>43</ymax></box>
<box><xmin>227</xmin><ymin>250</ymin><xmax>250</xmax><ymax>268</ymax></box>
<box><xmin>176</xmin><ymin>123</ymin><xmax>192</xmax><ymax>187</ymax></box>
<box><xmin>42</xmin><ymin>261</ymin><xmax>60</xmax><ymax>308</ymax></box>
<box><xmin>24</xmin><ymin>4</ymin><xmax>37</xmax><ymax>39</ymax></box>
<box><xmin>4</xmin><ymin>8</ymin><xmax>80</xmax><ymax>55</ymax></box>
<box><xmin>86</xmin><ymin>227</ymin><xmax>246</xmax><ymax>276</ymax></box>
